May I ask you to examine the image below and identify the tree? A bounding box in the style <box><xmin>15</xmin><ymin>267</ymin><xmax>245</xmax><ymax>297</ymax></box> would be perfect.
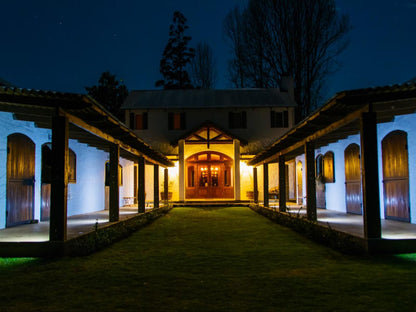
<box><xmin>85</xmin><ymin>71</ymin><xmax>128</xmax><ymax>122</ymax></box>
<box><xmin>224</xmin><ymin>0</ymin><xmax>350</xmax><ymax>121</ymax></box>
<box><xmin>189</xmin><ymin>42</ymin><xmax>217</xmax><ymax>89</ymax></box>
<box><xmin>156</xmin><ymin>11</ymin><xmax>195</xmax><ymax>89</ymax></box>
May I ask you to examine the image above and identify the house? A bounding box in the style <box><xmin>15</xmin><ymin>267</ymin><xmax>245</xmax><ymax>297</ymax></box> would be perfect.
<box><xmin>248</xmin><ymin>82</ymin><xmax>416</xmax><ymax>253</ymax></box>
<box><xmin>121</xmin><ymin>77</ymin><xmax>297</xmax><ymax>202</ymax></box>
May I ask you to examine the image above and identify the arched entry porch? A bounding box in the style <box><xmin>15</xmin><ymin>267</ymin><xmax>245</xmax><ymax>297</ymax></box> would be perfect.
<box><xmin>185</xmin><ymin>151</ymin><xmax>234</xmax><ymax>199</ymax></box>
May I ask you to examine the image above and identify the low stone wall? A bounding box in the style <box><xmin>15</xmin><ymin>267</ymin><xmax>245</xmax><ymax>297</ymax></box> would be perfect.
<box><xmin>250</xmin><ymin>204</ymin><xmax>368</xmax><ymax>254</ymax></box>
<box><xmin>64</xmin><ymin>205</ymin><xmax>173</xmax><ymax>256</ymax></box>
<box><xmin>0</xmin><ymin>205</ymin><xmax>173</xmax><ymax>257</ymax></box>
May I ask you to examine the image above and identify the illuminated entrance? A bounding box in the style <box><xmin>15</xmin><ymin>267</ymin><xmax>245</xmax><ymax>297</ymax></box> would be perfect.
<box><xmin>186</xmin><ymin>151</ymin><xmax>234</xmax><ymax>199</ymax></box>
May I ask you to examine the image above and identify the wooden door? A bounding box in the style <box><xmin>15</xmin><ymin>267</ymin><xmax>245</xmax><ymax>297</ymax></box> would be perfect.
<box><xmin>41</xmin><ymin>143</ymin><xmax>52</xmax><ymax>221</ymax></box>
<box><xmin>7</xmin><ymin>133</ymin><xmax>35</xmax><ymax>227</ymax></box>
<box><xmin>296</xmin><ymin>161</ymin><xmax>303</xmax><ymax>204</ymax></box>
<box><xmin>345</xmin><ymin>144</ymin><xmax>362</xmax><ymax>214</ymax></box>
<box><xmin>382</xmin><ymin>131</ymin><xmax>410</xmax><ymax>222</ymax></box>
<box><xmin>315</xmin><ymin>155</ymin><xmax>326</xmax><ymax>209</ymax></box>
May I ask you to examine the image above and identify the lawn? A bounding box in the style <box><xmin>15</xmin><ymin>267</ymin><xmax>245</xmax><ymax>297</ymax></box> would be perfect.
<box><xmin>1</xmin><ymin>207</ymin><xmax>416</xmax><ymax>311</ymax></box>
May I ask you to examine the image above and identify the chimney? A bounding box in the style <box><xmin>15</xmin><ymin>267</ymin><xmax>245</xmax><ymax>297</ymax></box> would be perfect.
<box><xmin>280</xmin><ymin>76</ymin><xmax>294</xmax><ymax>101</ymax></box>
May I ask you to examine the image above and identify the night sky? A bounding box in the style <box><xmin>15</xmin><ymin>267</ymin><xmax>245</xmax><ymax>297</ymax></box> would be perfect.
<box><xmin>1</xmin><ymin>0</ymin><xmax>416</xmax><ymax>102</ymax></box>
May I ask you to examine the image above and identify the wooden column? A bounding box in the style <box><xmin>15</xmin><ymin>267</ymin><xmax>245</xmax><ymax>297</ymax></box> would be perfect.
<box><xmin>109</xmin><ymin>144</ymin><xmax>120</xmax><ymax>222</ymax></box>
<box><xmin>154</xmin><ymin>164</ymin><xmax>159</xmax><ymax>209</ymax></box>
<box><xmin>305</xmin><ymin>141</ymin><xmax>317</xmax><ymax>221</ymax></box>
<box><xmin>233</xmin><ymin>139</ymin><xmax>241</xmax><ymax>200</ymax></box>
<box><xmin>164</xmin><ymin>168</ymin><xmax>169</xmax><ymax>205</ymax></box>
<box><xmin>360</xmin><ymin>111</ymin><xmax>381</xmax><ymax>239</ymax></box>
<box><xmin>263</xmin><ymin>163</ymin><xmax>269</xmax><ymax>207</ymax></box>
<box><xmin>50</xmin><ymin>112</ymin><xmax>68</xmax><ymax>241</ymax></box>
<box><xmin>279</xmin><ymin>155</ymin><xmax>286</xmax><ymax>212</ymax></box>
<box><xmin>253</xmin><ymin>167</ymin><xmax>258</xmax><ymax>203</ymax></box>
<box><xmin>178</xmin><ymin>139</ymin><xmax>185</xmax><ymax>201</ymax></box>
<box><xmin>138</xmin><ymin>156</ymin><xmax>145</xmax><ymax>213</ymax></box>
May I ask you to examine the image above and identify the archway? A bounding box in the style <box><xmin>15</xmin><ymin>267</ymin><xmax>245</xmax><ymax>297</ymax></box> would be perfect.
<box><xmin>382</xmin><ymin>130</ymin><xmax>410</xmax><ymax>222</ymax></box>
<box><xmin>186</xmin><ymin>151</ymin><xmax>233</xmax><ymax>199</ymax></box>
<box><xmin>296</xmin><ymin>161</ymin><xmax>303</xmax><ymax>204</ymax></box>
<box><xmin>6</xmin><ymin>133</ymin><xmax>35</xmax><ymax>227</ymax></box>
<box><xmin>344</xmin><ymin>143</ymin><xmax>362</xmax><ymax>214</ymax></box>
<box><xmin>315</xmin><ymin>154</ymin><xmax>326</xmax><ymax>209</ymax></box>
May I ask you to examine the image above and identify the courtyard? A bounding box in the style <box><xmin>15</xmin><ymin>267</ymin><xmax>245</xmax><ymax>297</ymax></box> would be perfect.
<box><xmin>1</xmin><ymin>206</ymin><xmax>416</xmax><ymax>311</ymax></box>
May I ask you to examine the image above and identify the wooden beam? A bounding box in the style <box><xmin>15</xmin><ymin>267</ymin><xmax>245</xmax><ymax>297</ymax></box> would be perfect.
<box><xmin>360</xmin><ymin>112</ymin><xmax>381</xmax><ymax>239</ymax></box>
<box><xmin>164</xmin><ymin>168</ymin><xmax>169</xmax><ymax>205</ymax></box>
<box><xmin>263</xmin><ymin>163</ymin><xmax>269</xmax><ymax>208</ymax></box>
<box><xmin>49</xmin><ymin>110</ymin><xmax>68</xmax><ymax>241</ymax></box>
<box><xmin>305</xmin><ymin>141</ymin><xmax>317</xmax><ymax>221</ymax></box>
<box><xmin>138</xmin><ymin>157</ymin><xmax>145</xmax><ymax>213</ymax></box>
<box><xmin>154</xmin><ymin>164</ymin><xmax>159</xmax><ymax>209</ymax></box>
<box><xmin>279</xmin><ymin>155</ymin><xmax>286</xmax><ymax>212</ymax></box>
<box><xmin>109</xmin><ymin>144</ymin><xmax>120</xmax><ymax>222</ymax></box>
<box><xmin>253</xmin><ymin>167</ymin><xmax>258</xmax><ymax>204</ymax></box>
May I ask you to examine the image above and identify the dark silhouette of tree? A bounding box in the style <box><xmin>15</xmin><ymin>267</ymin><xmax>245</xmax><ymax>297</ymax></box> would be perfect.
<box><xmin>156</xmin><ymin>11</ymin><xmax>195</xmax><ymax>89</ymax></box>
<box><xmin>224</xmin><ymin>0</ymin><xmax>350</xmax><ymax>121</ymax></box>
<box><xmin>85</xmin><ymin>71</ymin><xmax>128</xmax><ymax>122</ymax></box>
<box><xmin>190</xmin><ymin>42</ymin><xmax>217</xmax><ymax>89</ymax></box>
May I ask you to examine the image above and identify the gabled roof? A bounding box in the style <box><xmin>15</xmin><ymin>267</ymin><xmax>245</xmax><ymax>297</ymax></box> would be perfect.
<box><xmin>171</xmin><ymin>121</ymin><xmax>248</xmax><ymax>147</ymax></box>
<box><xmin>122</xmin><ymin>89</ymin><xmax>296</xmax><ymax>109</ymax></box>
<box><xmin>248</xmin><ymin>82</ymin><xmax>416</xmax><ymax>166</ymax></box>
<box><xmin>0</xmin><ymin>87</ymin><xmax>173</xmax><ymax>167</ymax></box>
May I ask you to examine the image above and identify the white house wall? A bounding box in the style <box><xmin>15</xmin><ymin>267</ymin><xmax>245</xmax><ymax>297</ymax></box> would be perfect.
<box><xmin>295</xmin><ymin>154</ymin><xmax>306</xmax><ymax>205</ymax></box>
<box><xmin>377</xmin><ymin>114</ymin><xmax>416</xmax><ymax>223</ymax></box>
<box><xmin>0</xmin><ymin>112</ymin><xmax>50</xmax><ymax>229</ymax></box>
<box><xmin>317</xmin><ymin>134</ymin><xmax>360</xmax><ymax>213</ymax></box>
<box><xmin>119</xmin><ymin>157</ymin><xmax>135</xmax><ymax>207</ymax></box>
<box><xmin>67</xmin><ymin>140</ymin><xmax>107</xmax><ymax>216</ymax></box>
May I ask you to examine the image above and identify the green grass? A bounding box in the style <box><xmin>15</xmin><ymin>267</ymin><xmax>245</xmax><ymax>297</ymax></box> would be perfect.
<box><xmin>1</xmin><ymin>207</ymin><xmax>416</xmax><ymax>311</ymax></box>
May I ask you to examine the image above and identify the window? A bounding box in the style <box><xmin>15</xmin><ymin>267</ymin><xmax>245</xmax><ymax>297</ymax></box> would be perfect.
<box><xmin>168</xmin><ymin>112</ymin><xmax>186</xmax><ymax>130</ymax></box>
<box><xmin>130</xmin><ymin>112</ymin><xmax>148</xmax><ymax>130</ymax></box>
<box><xmin>271</xmin><ymin>110</ymin><xmax>289</xmax><ymax>128</ymax></box>
<box><xmin>188</xmin><ymin>166</ymin><xmax>195</xmax><ymax>187</ymax></box>
<box><xmin>323</xmin><ymin>151</ymin><xmax>335</xmax><ymax>183</ymax></box>
<box><xmin>229</xmin><ymin>111</ymin><xmax>247</xmax><ymax>129</ymax></box>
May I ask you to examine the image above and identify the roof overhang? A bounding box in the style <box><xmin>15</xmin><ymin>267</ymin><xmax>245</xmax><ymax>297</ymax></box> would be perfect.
<box><xmin>0</xmin><ymin>87</ymin><xmax>174</xmax><ymax>167</ymax></box>
<box><xmin>248</xmin><ymin>83</ymin><xmax>416</xmax><ymax>166</ymax></box>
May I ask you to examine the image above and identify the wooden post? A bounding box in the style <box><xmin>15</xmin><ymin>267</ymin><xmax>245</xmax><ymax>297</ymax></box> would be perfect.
<box><xmin>234</xmin><ymin>139</ymin><xmax>241</xmax><ymax>200</ymax></box>
<box><xmin>253</xmin><ymin>167</ymin><xmax>258</xmax><ymax>203</ymax></box>
<box><xmin>279</xmin><ymin>155</ymin><xmax>287</xmax><ymax>212</ymax></box>
<box><xmin>360</xmin><ymin>111</ymin><xmax>381</xmax><ymax>239</ymax></box>
<box><xmin>164</xmin><ymin>168</ymin><xmax>169</xmax><ymax>205</ymax></box>
<box><xmin>305</xmin><ymin>141</ymin><xmax>317</xmax><ymax>221</ymax></box>
<box><xmin>138</xmin><ymin>156</ymin><xmax>145</xmax><ymax>213</ymax></box>
<box><xmin>178</xmin><ymin>139</ymin><xmax>185</xmax><ymax>201</ymax></box>
<box><xmin>154</xmin><ymin>164</ymin><xmax>159</xmax><ymax>209</ymax></box>
<box><xmin>263</xmin><ymin>163</ymin><xmax>269</xmax><ymax>207</ymax></box>
<box><xmin>50</xmin><ymin>111</ymin><xmax>68</xmax><ymax>241</ymax></box>
<box><xmin>109</xmin><ymin>144</ymin><xmax>119</xmax><ymax>222</ymax></box>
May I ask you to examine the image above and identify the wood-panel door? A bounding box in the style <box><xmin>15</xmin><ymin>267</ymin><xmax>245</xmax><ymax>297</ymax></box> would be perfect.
<box><xmin>6</xmin><ymin>133</ymin><xmax>35</xmax><ymax>227</ymax></box>
<box><xmin>345</xmin><ymin>143</ymin><xmax>362</xmax><ymax>214</ymax></box>
<box><xmin>316</xmin><ymin>155</ymin><xmax>326</xmax><ymax>209</ymax></box>
<box><xmin>382</xmin><ymin>131</ymin><xmax>410</xmax><ymax>222</ymax></box>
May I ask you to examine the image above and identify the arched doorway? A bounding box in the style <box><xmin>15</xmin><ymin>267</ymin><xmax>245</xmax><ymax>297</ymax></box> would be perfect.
<box><xmin>344</xmin><ymin>143</ymin><xmax>362</xmax><ymax>214</ymax></box>
<box><xmin>6</xmin><ymin>133</ymin><xmax>35</xmax><ymax>227</ymax></box>
<box><xmin>186</xmin><ymin>151</ymin><xmax>234</xmax><ymax>199</ymax></box>
<box><xmin>382</xmin><ymin>130</ymin><xmax>410</xmax><ymax>222</ymax></box>
<box><xmin>296</xmin><ymin>161</ymin><xmax>303</xmax><ymax>205</ymax></box>
<box><xmin>41</xmin><ymin>143</ymin><xmax>52</xmax><ymax>221</ymax></box>
<box><xmin>315</xmin><ymin>154</ymin><xmax>326</xmax><ymax>209</ymax></box>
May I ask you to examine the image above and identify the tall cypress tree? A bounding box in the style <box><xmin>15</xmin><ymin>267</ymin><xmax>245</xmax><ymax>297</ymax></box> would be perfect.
<box><xmin>156</xmin><ymin>11</ymin><xmax>195</xmax><ymax>89</ymax></box>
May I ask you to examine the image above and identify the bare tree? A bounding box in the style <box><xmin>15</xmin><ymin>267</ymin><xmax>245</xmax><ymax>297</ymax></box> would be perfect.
<box><xmin>224</xmin><ymin>0</ymin><xmax>350</xmax><ymax>121</ymax></box>
<box><xmin>190</xmin><ymin>42</ymin><xmax>217</xmax><ymax>89</ymax></box>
